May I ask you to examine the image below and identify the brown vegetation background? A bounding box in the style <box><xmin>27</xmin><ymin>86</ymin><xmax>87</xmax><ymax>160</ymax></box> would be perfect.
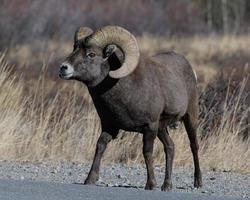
<box><xmin>0</xmin><ymin>0</ymin><xmax>249</xmax><ymax>173</ymax></box>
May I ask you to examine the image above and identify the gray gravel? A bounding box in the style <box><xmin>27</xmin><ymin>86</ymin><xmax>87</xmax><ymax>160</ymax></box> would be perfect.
<box><xmin>0</xmin><ymin>160</ymin><xmax>249</xmax><ymax>199</ymax></box>
<box><xmin>0</xmin><ymin>179</ymin><xmax>243</xmax><ymax>200</ymax></box>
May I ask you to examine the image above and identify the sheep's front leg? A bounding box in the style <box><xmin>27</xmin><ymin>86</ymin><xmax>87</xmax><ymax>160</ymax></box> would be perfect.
<box><xmin>84</xmin><ymin>130</ymin><xmax>117</xmax><ymax>185</ymax></box>
<box><xmin>157</xmin><ymin>128</ymin><xmax>175</xmax><ymax>191</ymax></box>
<box><xmin>143</xmin><ymin>130</ymin><xmax>157</xmax><ymax>190</ymax></box>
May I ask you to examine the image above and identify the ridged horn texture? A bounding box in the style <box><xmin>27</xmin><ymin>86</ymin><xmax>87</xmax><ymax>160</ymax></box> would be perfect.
<box><xmin>74</xmin><ymin>27</ymin><xmax>93</xmax><ymax>42</ymax></box>
<box><xmin>87</xmin><ymin>26</ymin><xmax>140</xmax><ymax>79</ymax></box>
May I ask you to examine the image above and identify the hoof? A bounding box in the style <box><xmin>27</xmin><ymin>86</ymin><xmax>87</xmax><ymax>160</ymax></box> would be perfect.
<box><xmin>145</xmin><ymin>180</ymin><xmax>157</xmax><ymax>190</ymax></box>
<box><xmin>194</xmin><ymin>177</ymin><xmax>202</xmax><ymax>188</ymax></box>
<box><xmin>161</xmin><ymin>181</ymin><xmax>173</xmax><ymax>191</ymax></box>
<box><xmin>84</xmin><ymin>173</ymin><xmax>99</xmax><ymax>185</ymax></box>
<box><xmin>84</xmin><ymin>178</ymin><xmax>97</xmax><ymax>185</ymax></box>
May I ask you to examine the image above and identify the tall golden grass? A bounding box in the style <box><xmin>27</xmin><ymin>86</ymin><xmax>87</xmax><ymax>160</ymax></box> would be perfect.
<box><xmin>0</xmin><ymin>35</ymin><xmax>249</xmax><ymax>173</ymax></box>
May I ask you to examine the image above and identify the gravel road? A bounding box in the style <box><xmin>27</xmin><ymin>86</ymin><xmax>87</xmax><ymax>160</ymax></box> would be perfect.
<box><xmin>0</xmin><ymin>161</ymin><xmax>248</xmax><ymax>199</ymax></box>
<box><xmin>0</xmin><ymin>179</ymin><xmax>243</xmax><ymax>200</ymax></box>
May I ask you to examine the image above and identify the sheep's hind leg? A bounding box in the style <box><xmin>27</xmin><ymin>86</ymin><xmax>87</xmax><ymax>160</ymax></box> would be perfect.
<box><xmin>183</xmin><ymin>113</ymin><xmax>202</xmax><ymax>188</ymax></box>
<box><xmin>157</xmin><ymin>127</ymin><xmax>175</xmax><ymax>191</ymax></box>
<box><xmin>84</xmin><ymin>130</ymin><xmax>118</xmax><ymax>185</ymax></box>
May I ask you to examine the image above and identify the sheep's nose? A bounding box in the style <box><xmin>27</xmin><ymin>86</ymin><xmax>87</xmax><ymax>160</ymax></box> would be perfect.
<box><xmin>59</xmin><ymin>63</ymin><xmax>74</xmax><ymax>79</ymax></box>
<box><xmin>60</xmin><ymin>64</ymin><xmax>68</xmax><ymax>71</ymax></box>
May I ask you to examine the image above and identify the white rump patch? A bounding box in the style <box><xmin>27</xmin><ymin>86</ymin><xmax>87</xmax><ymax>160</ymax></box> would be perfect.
<box><xmin>192</xmin><ymin>68</ymin><xmax>198</xmax><ymax>81</ymax></box>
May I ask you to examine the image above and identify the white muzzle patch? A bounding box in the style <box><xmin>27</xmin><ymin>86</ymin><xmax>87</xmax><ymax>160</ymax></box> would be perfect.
<box><xmin>60</xmin><ymin>62</ymin><xmax>74</xmax><ymax>79</ymax></box>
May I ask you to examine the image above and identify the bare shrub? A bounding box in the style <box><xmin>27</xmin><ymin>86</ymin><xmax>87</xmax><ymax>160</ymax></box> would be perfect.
<box><xmin>0</xmin><ymin>0</ymin><xmax>206</xmax><ymax>49</ymax></box>
<box><xmin>199</xmin><ymin>74</ymin><xmax>249</xmax><ymax>139</ymax></box>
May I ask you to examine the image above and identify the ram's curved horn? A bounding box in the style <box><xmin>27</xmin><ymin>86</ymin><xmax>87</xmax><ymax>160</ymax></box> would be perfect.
<box><xmin>87</xmin><ymin>26</ymin><xmax>140</xmax><ymax>79</ymax></box>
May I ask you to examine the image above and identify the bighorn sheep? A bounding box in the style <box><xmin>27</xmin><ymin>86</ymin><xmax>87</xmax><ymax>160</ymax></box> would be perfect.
<box><xmin>59</xmin><ymin>26</ymin><xmax>202</xmax><ymax>191</ymax></box>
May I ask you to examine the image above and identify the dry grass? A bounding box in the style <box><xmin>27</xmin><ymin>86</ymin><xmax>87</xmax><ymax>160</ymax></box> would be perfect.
<box><xmin>0</xmin><ymin>35</ymin><xmax>250</xmax><ymax>174</ymax></box>
<box><xmin>8</xmin><ymin>34</ymin><xmax>250</xmax><ymax>83</ymax></box>
<box><xmin>139</xmin><ymin>34</ymin><xmax>250</xmax><ymax>83</ymax></box>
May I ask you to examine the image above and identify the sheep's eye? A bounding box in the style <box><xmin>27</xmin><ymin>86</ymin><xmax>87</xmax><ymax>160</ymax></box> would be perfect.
<box><xmin>87</xmin><ymin>52</ymin><xmax>96</xmax><ymax>58</ymax></box>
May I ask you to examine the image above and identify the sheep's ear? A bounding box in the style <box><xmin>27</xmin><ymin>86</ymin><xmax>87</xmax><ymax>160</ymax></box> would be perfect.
<box><xmin>104</xmin><ymin>44</ymin><xmax>117</xmax><ymax>58</ymax></box>
<box><xmin>74</xmin><ymin>27</ymin><xmax>93</xmax><ymax>43</ymax></box>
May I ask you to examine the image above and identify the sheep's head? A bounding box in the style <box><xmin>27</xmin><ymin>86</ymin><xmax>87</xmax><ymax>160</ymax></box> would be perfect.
<box><xmin>59</xmin><ymin>26</ymin><xmax>140</xmax><ymax>87</ymax></box>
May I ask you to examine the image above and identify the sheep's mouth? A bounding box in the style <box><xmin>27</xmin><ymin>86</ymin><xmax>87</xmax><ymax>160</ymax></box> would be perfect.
<box><xmin>59</xmin><ymin>72</ymin><xmax>73</xmax><ymax>80</ymax></box>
